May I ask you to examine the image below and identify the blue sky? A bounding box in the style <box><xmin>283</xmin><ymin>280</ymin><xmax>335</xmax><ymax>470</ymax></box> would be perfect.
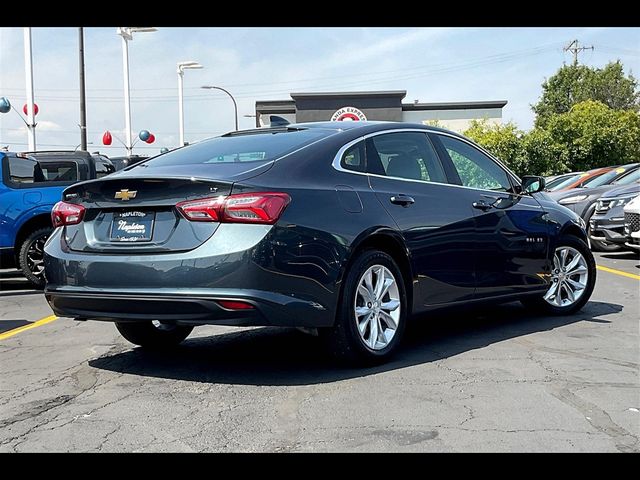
<box><xmin>1</xmin><ymin>27</ymin><xmax>638</xmax><ymax>156</ymax></box>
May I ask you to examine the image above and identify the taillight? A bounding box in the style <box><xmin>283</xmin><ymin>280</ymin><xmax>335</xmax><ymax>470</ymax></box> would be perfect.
<box><xmin>176</xmin><ymin>192</ymin><xmax>290</xmax><ymax>225</ymax></box>
<box><xmin>51</xmin><ymin>201</ymin><xmax>85</xmax><ymax>227</ymax></box>
<box><xmin>176</xmin><ymin>197</ymin><xmax>224</xmax><ymax>222</ymax></box>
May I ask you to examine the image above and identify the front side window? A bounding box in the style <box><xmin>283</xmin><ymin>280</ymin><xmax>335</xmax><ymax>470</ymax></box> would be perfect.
<box><xmin>439</xmin><ymin>135</ymin><xmax>512</xmax><ymax>191</ymax></box>
<box><xmin>365</xmin><ymin>132</ymin><xmax>447</xmax><ymax>183</ymax></box>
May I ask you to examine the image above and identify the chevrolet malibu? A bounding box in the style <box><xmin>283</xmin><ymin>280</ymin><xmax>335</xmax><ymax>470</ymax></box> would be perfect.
<box><xmin>44</xmin><ymin>122</ymin><xmax>596</xmax><ymax>363</ymax></box>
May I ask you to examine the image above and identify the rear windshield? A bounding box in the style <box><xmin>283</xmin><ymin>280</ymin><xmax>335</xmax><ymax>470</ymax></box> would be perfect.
<box><xmin>144</xmin><ymin>129</ymin><xmax>332</xmax><ymax>167</ymax></box>
<box><xmin>583</xmin><ymin>168</ymin><xmax>630</xmax><ymax>188</ymax></box>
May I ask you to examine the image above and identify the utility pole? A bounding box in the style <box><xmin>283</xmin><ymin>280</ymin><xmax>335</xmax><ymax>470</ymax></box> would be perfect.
<box><xmin>23</xmin><ymin>28</ymin><xmax>36</xmax><ymax>151</ymax></box>
<box><xmin>78</xmin><ymin>27</ymin><xmax>87</xmax><ymax>151</ymax></box>
<box><xmin>564</xmin><ymin>39</ymin><xmax>594</xmax><ymax>66</ymax></box>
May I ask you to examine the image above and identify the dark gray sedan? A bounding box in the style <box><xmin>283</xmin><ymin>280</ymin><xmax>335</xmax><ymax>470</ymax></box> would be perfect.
<box><xmin>548</xmin><ymin>165</ymin><xmax>640</xmax><ymax>250</ymax></box>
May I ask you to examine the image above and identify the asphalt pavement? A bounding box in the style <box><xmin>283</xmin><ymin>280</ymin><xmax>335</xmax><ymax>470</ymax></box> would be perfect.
<box><xmin>0</xmin><ymin>252</ymin><xmax>638</xmax><ymax>452</ymax></box>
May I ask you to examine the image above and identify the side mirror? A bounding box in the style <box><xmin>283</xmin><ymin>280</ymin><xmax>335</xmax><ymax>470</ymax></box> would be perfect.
<box><xmin>521</xmin><ymin>175</ymin><xmax>546</xmax><ymax>194</ymax></box>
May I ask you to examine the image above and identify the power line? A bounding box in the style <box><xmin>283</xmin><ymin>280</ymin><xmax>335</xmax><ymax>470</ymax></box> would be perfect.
<box><xmin>0</xmin><ymin>42</ymin><xmax>562</xmax><ymax>97</ymax></box>
<box><xmin>2</xmin><ymin>45</ymin><xmax>557</xmax><ymax>105</ymax></box>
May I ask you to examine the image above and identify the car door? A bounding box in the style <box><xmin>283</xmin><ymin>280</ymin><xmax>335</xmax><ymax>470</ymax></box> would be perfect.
<box><xmin>430</xmin><ymin>133</ymin><xmax>550</xmax><ymax>298</ymax></box>
<box><xmin>365</xmin><ymin>130</ymin><xmax>477</xmax><ymax>310</ymax></box>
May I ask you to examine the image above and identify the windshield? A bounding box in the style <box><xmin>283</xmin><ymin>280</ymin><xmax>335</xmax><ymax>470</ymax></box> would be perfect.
<box><xmin>612</xmin><ymin>168</ymin><xmax>640</xmax><ymax>185</ymax></box>
<box><xmin>144</xmin><ymin>128</ymin><xmax>332</xmax><ymax>168</ymax></box>
<box><xmin>546</xmin><ymin>174</ymin><xmax>579</xmax><ymax>190</ymax></box>
<box><xmin>582</xmin><ymin>168</ymin><xmax>628</xmax><ymax>188</ymax></box>
<box><xmin>548</xmin><ymin>173</ymin><xmax>587</xmax><ymax>191</ymax></box>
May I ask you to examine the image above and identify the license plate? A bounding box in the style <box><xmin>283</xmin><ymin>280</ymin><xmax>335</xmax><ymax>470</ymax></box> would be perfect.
<box><xmin>110</xmin><ymin>211</ymin><xmax>155</xmax><ymax>242</ymax></box>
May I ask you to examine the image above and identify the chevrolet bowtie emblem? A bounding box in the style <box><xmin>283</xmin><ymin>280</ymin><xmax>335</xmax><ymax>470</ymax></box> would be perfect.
<box><xmin>115</xmin><ymin>189</ymin><xmax>137</xmax><ymax>201</ymax></box>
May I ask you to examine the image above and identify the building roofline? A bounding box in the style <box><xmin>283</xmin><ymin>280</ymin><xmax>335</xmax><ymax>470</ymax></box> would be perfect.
<box><xmin>290</xmin><ymin>90</ymin><xmax>407</xmax><ymax>99</ymax></box>
<box><xmin>402</xmin><ymin>100</ymin><xmax>508</xmax><ymax>111</ymax></box>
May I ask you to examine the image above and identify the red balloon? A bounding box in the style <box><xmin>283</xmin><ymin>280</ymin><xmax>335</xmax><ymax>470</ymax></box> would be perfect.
<box><xmin>102</xmin><ymin>131</ymin><xmax>113</xmax><ymax>146</ymax></box>
<box><xmin>22</xmin><ymin>103</ymin><xmax>39</xmax><ymax>116</ymax></box>
<box><xmin>146</xmin><ymin>133</ymin><xmax>155</xmax><ymax>144</ymax></box>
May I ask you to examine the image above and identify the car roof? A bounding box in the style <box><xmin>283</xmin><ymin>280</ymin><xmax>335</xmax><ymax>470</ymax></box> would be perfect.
<box><xmin>225</xmin><ymin>121</ymin><xmax>465</xmax><ymax>142</ymax></box>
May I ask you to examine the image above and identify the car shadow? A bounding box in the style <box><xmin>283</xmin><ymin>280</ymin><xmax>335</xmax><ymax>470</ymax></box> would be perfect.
<box><xmin>89</xmin><ymin>300</ymin><xmax>622</xmax><ymax>387</ymax></box>
<box><xmin>600</xmin><ymin>251</ymin><xmax>639</xmax><ymax>261</ymax></box>
<box><xmin>0</xmin><ymin>275</ymin><xmax>40</xmax><ymax>296</ymax></box>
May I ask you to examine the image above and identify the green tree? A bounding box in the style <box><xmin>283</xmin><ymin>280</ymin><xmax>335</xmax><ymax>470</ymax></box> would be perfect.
<box><xmin>533</xmin><ymin>61</ymin><xmax>639</xmax><ymax>127</ymax></box>
<box><xmin>544</xmin><ymin>100</ymin><xmax>640</xmax><ymax>171</ymax></box>
<box><xmin>463</xmin><ymin>119</ymin><xmax>529</xmax><ymax>176</ymax></box>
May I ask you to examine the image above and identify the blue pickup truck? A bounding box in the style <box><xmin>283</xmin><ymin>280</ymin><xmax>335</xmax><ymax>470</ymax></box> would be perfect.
<box><xmin>0</xmin><ymin>150</ymin><xmax>114</xmax><ymax>287</ymax></box>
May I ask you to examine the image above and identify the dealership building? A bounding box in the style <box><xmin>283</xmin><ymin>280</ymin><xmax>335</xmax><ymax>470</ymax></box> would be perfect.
<box><xmin>254</xmin><ymin>90</ymin><xmax>507</xmax><ymax>132</ymax></box>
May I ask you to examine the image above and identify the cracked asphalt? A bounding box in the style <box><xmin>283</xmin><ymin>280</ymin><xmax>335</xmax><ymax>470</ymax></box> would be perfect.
<box><xmin>0</xmin><ymin>251</ymin><xmax>638</xmax><ymax>452</ymax></box>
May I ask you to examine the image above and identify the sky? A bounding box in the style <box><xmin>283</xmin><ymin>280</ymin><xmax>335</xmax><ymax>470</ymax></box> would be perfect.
<box><xmin>0</xmin><ymin>27</ymin><xmax>638</xmax><ymax>156</ymax></box>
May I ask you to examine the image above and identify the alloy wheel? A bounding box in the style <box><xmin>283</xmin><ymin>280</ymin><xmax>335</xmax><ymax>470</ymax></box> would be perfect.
<box><xmin>354</xmin><ymin>264</ymin><xmax>401</xmax><ymax>350</ymax></box>
<box><xmin>26</xmin><ymin>234</ymin><xmax>48</xmax><ymax>279</ymax></box>
<box><xmin>544</xmin><ymin>246</ymin><xmax>589</xmax><ymax>308</ymax></box>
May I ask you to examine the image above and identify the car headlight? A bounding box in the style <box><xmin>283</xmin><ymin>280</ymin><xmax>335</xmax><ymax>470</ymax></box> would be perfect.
<box><xmin>558</xmin><ymin>194</ymin><xmax>588</xmax><ymax>205</ymax></box>
<box><xmin>614</xmin><ymin>195</ymin><xmax>637</xmax><ymax>207</ymax></box>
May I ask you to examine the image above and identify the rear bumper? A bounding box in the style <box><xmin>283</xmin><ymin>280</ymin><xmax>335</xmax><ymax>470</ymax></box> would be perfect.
<box><xmin>44</xmin><ymin>287</ymin><xmax>332</xmax><ymax>327</ymax></box>
<box><xmin>43</xmin><ymin>223</ymin><xmax>340</xmax><ymax>327</ymax></box>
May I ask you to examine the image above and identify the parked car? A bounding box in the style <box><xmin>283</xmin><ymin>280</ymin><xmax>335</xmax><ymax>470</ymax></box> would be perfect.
<box><xmin>547</xmin><ymin>167</ymin><xmax>612</xmax><ymax>192</ymax></box>
<box><xmin>109</xmin><ymin>155</ymin><xmax>148</xmax><ymax>171</ymax></box>
<box><xmin>544</xmin><ymin>172</ymin><xmax>583</xmax><ymax>191</ymax></box>
<box><xmin>0</xmin><ymin>150</ymin><xmax>115</xmax><ymax>287</ymax></box>
<box><xmin>44</xmin><ymin>122</ymin><xmax>596</xmax><ymax>363</ymax></box>
<box><xmin>589</xmin><ymin>183</ymin><xmax>640</xmax><ymax>250</ymax></box>
<box><xmin>547</xmin><ymin>164</ymin><xmax>640</xmax><ymax>251</ymax></box>
<box><xmin>623</xmin><ymin>196</ymin><xmax>640</xmax><ymax>251</ymax></box>
<box><xmin>579</xmin><ymin>164</ymin><xmax>639</xmax><ymax>189</ymax></box>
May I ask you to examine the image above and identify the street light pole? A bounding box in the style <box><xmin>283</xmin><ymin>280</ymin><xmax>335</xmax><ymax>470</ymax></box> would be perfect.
<box><xmin>23</xmin><ymin>27</ymin><xmax>36</xmax><ymax>151</ymax></box>
<box><xmin>116</xmin><ymin>27</ymin><xmax>157</xmax><ymax>155</ymax></box>
<box><xmin>78</xmin><ymin>27</ymin><xmax>87</xmax><ymax>151</ymax></box>
<box><xmin>201</xmin><ymin>85</ymin><xmax>238</xmax><ymax>131</ymax></box>
<box><xmin>177</xmin><ymin>61</ymin><xmax>203</xmax><ymax>146</ymax></box>
<box><xmin>117</xmin><ymin>28</ymin><xmax>133</xmax><ymax>155</ymax></box>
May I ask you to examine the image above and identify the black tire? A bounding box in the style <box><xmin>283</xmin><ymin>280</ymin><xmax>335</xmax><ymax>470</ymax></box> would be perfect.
<box><xmin>115</xmin><ymin>321</ymin><xmax>193</xmax><ymax>349</ymax></box>
<box><xmin>587</xmin><ymin>211</ymin><xmax>621</xmax><ymax>252</ymax></box>
<box><xmin>320</xmin><ymin>249</ymin><xmax>408</xmax><ymax>365</ymax></box>
<box><xmin>18</xmin><ymin>227</ymin><xmax>52</xmax><ymax>289</ymax></box>
<box><xmin>521</xmin><ymin>234</ymin><xmax>596</xmax><ymax>315</ymax></box>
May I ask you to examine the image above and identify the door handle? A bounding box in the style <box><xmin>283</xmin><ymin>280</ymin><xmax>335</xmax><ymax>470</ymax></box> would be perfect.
<box><xmin>390</xmin><ymin>195</ymin><xmax>415</xmax><ymax>207</ymax></box>
<box><xmin>472</xmin><ymin>200</ymin><xmax>492</xmax><ymax>211</ymax></box>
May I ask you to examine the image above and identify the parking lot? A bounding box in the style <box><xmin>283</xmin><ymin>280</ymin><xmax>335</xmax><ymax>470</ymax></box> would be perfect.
<box><xmin>0</xmin><ymin>251</ymin><xmax>638</xmax><ymax>452</ymax></box>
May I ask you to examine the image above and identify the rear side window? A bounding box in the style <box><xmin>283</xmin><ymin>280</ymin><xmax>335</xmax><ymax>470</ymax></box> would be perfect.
<box><xmin>365</xmin><ymin>132</ymin><xmax>447</xmax><ymax>183</ymax></box>
<box><xmin>438</xmin><ymin>135</ymin><xmax>512</xmax><ymax>192</ymax></box>
<box><xmin>145</xmin><ymin>129</ymin><xmax>332</xmax><ymax>167</ymax></box>
<box><xmin>341</xmin><ymin>141</ymin><xmax>365</xmax><ymax>172</ymax></box>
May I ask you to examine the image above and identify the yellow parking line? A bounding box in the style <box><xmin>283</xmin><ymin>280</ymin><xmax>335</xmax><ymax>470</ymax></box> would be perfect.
<box><xmin>596</xmin><ymin>265</ymin><xmax>640</xmax><ymax>281</ymax></box>
<box><xmin>0</xmin><ymin>315</ymin><xmax>58</xmax><ymax>341</ymax></box>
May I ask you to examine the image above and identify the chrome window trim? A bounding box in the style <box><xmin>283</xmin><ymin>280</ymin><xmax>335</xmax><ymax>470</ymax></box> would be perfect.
<box><xmin>331</xmin><ymin>128</ymin><xmax>523</xmax><ymax>196</ymax></box>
